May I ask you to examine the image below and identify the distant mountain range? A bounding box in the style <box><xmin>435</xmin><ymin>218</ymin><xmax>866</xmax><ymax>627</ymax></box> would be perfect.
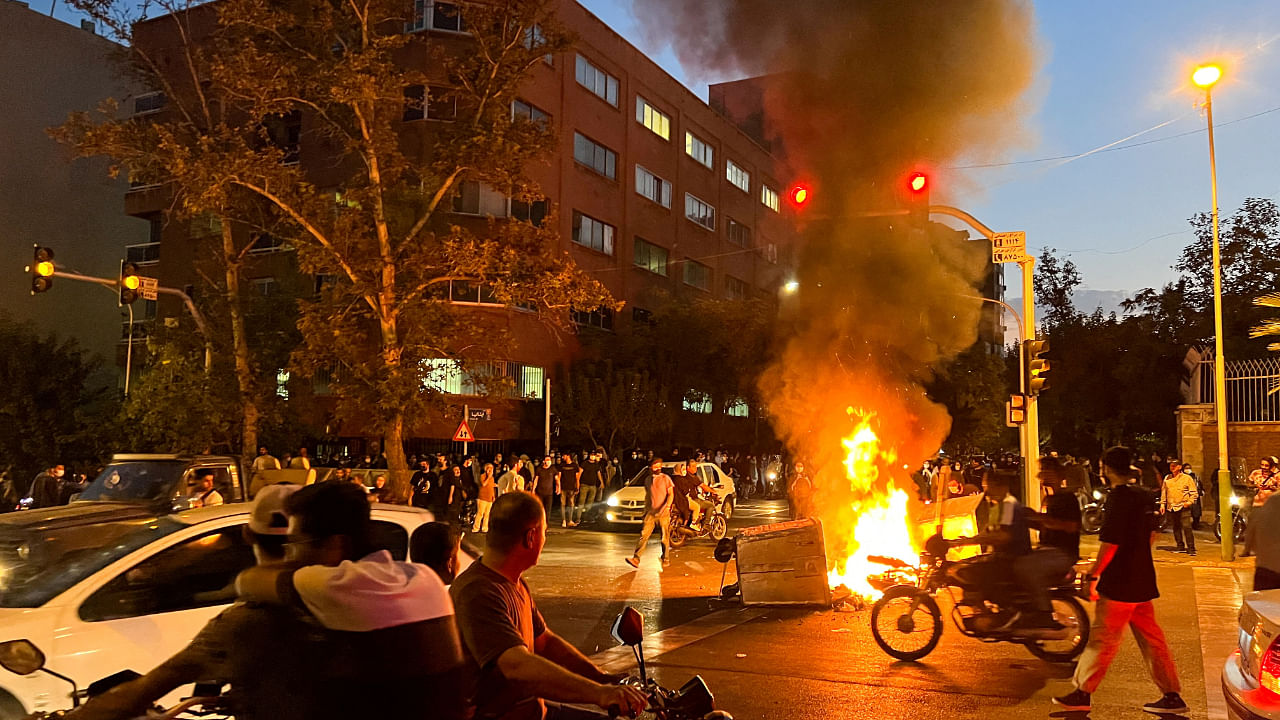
<box><xmin>1003</xmin><ymin>288</ymin><xmax>1130</xmax><ymax>344</ymax></box>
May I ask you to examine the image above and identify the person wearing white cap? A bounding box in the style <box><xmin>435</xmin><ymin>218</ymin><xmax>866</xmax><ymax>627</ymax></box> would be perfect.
<box><xmin>61</xmin><ymin>484</ymin><xmax>335</xmax><ymax>720</ymax></box>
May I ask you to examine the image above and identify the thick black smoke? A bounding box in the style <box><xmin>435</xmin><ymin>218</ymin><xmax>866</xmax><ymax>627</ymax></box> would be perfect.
<box><xmin>638</xmin><ymin>2</ymin><xmax>1040</xmax><ymax>489</ymax></box>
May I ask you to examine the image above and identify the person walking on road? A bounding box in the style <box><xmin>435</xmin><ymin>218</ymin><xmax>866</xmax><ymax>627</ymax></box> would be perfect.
<box><xmin>1053</xmin><ymin>446</ymin><xmax>1187</xmax><ymax>715</ymax></box>
<box><xmin>626</xmin><ymin>458</ymin><xmax>674</xmax><ymax>569</ymax></box>
<box><xmin>1160</xmin><ymin>459</ymin><xmax>1199</xmax><ymax>556</ymax></box>
<box><xmin>575</xmin><ymin>451</ymin><xmax>604</xmax><ymax>525</ymax></box>
<box><xmin>498</xmin><ymin>459</ymin><xmax>526</xmax><ymax>495</ymax></box>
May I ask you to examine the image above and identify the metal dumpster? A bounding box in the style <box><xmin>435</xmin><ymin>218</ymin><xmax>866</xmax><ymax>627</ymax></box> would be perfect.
<box><xmin>735</xmin><ymin>517</ymin><xmax>831</xmax><ymax>606</ymax></box>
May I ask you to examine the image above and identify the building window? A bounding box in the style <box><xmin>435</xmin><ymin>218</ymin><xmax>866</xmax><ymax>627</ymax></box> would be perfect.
<box><xmin>761</xmin><ymin>184</ymin><xmax>780</xmax><ymax>212</ymax></box>
<box><xmin>407</xmin><ymin>0</ymin><xmax>466</xmax><ymax>33</ymax></box>
<box><xmin>452</xmin><ymin>180</ymin><xmax>509</xmax><ymax>217</ymax></box>
<box><xmin>725</xmin><ymin>275</ymin><xmax>748</xmax><ymax>300</ymax></box>
<box><xmin>683</xmin><ymin>259</ymin><xmax>711</xmax><ymax>291</ymax></box>
<box><xmin>684</xmin><ymin>131</ymin><xmax>713</xmax><ymax>169</ymax></box>
<box><xmin>571</xmin><ymin>211</ymin><xmax>615</xmax><ymax>255</ymax></box>
<box><xmin>632</xmin><ymin>307</ymin><xmax>653</xmax><ymax>324</ymax></box>
<box><xmin>248</xmin><ymin>233</ymin><xmax>289</xmax><ymax>254</ymax></box>
<box><xmin>126</xmin><ymin>242</ymin><xmax>160</xmax><ymax>265</ymax></box>
<box><xmin>635</xmin><ymin>96</ymin><xmax>670</xmax><ymax>140</ymax></box>
<box><xmin>573</xmin><ymin>132</ymin><xmax>617</xmax><ymax>180</ymax></box>
<box><xmin>422</xmin><ymin>359</ymin><xmax>546</xmax><ymax>399</ymax></box>
<box><xmin>512</xmin><ymin>98</ymin><xmax>550</xmax><ymax>124</ymax></box>
<box><xmin>633</xmin><ymin>237</ymin><xmax>668</xmax><ymax>276</ymax></box>
<box><xmin>251</xmin><ymin>277</ymin><xmax>278</xmax><ymax>296</ymax></box>
<box><xmin>276</xmin><ymin>370</ymin><xmax>291</xmax><ymax>400</ymax></box>
<box><xmin>726</xmin><ymin>218</ymin><xmax>752</xmax><ymax>247</ymax></box>
<box><xmin>447</xmin><ymin>280</ymin><xmax>501</xmax><ymax>306</ymax></box>
<box><xmin>133</xmin><ymin>91</ymin><xmax>166</xmax><ymax>115</ymax></box>
<box><xmin>575</xmin><ymin>54</ymin><xmax>618</xmax><ymax>107</ymax></box>
<box><xmin>571</xmin><ymin>307</ymin><xmax>614</xmax><ymax>331</ymax></box>
<box><xmin>726</xmin><ymin>398</ymin><xmax>750</xmax><ymax>417</ymax></box>
<box><xmin>726</xmin><ymin>160</ymin><xmax>750</xmax><ymax>193</ymax></box>
<box><xmin>684</xmin><ymin>193</ymin><xmax>715</xmax><ymax>231</ymax></box>
<box><xmin>683</xmin><ymin>391</ymin><xmax>712</xmax><ymax>414</ymax></box>
<box><xmin>634</xmin><ymin>165</ymin><xmax>671</xmax><ymax>208</ymax></box>
<box><xmin>511</xmin><ymin>198</ymin><xmax>548</xmax><ymax>226</ymax></box>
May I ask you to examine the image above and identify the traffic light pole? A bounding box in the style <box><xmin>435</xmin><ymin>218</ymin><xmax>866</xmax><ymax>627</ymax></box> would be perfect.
<box><xmin>928</xmin><ymin>205</ymin><xmax>1041</xmax><ymax>509</ymax></box>
<box><xmin>50</xmin><ymin>269</ymin><xmax>212</xmax><ymax>371</ymax></box>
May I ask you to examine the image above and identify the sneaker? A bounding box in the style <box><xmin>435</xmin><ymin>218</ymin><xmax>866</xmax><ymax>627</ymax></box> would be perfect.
<box><xmin>1142</xmin><ymin>693</ymin><xmax>1188</xmax><ymax>714</ymax></box>
<box><xmin>625</xmin><ymin>557</ymin><xmax>640</xmax><ymax>569</ymax></box>
<box><xmin>661</xmin><ymin>556</ymin><xmax>671</xmax><ymax>567</ymax></box>
<box><xmin>1052</xmin><ymin>690</ymin><xmax>1091</xmax><ymax>711</ymax></box>
<box><xmin>1187</xmin><ymin>549</ymin><xmax>1197</xmax><ymax>557</ymax></box>
<box><xmin>1173</xmin><ymin>546</ymin><xmax>1186</xmax><ymax>553</ymax></box>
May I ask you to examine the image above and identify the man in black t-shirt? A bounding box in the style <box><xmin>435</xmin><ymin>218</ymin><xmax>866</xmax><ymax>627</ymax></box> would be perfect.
<box><xmin>557</xmin><ymin>453</ymin><xmax>582</xmax><ymax>528</ymax></box>
<box><xmin>574</xmin><ymin>451</ymin><xmax>605</xmax><ymax>525</ymax></box>
<box><xmin>1054</xmin><ymin>446</ymin><xmax>1186</xmax><ymax>715</ymax></box>
<box><xmin>533</xmin><ymin>456</ymin><xmax>559</xmax><ymax>523</ymax></box>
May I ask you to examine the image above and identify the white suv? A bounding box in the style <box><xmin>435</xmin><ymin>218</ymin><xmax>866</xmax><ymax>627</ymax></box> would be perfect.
<box><xmin>0</xmin><ymin>503</ymin><xmax>438</xmax><ymax>718</ymax></box>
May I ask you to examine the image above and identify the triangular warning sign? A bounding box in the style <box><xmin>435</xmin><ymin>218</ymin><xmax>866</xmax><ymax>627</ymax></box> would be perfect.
<box><xmin>452</xmin><ymin>421</ymin><xmax>475</xmax><ymax>442</ymax></box>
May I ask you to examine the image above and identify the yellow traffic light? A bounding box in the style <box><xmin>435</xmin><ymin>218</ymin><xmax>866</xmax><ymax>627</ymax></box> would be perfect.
<box><xmin>119</xmin><ymin>261</ymin><xmax>141</xmax><ymax>305</ymax></box>
<box><xmin>28</xmin><ymin>246</ymin><xmax>55</xmax><ymax>294</ymax></box>
<box><xmin>35</xmin><ymin>261</ymin><xmax>54</xmax><ymax>277</ymax></box>
<box><xmin>123</xmin><ymin>274</ymin><xmax>140</xmax><ymax>291</ymax></box>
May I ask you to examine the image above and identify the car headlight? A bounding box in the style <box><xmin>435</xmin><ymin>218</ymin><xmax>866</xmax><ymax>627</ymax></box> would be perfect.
<box><xmin>1093</xmin><ymin>490</ymin><xmax>1102</xmax><ymax>500</ymax></box>
<box><xmin>606</xmin><ymin>495</ymin><xmax>621</xmax><ymax>507</ymax></box>
<box><xmin>766</xmin><ymin>472</ymin><xmax>777</xmax><ymax>480</ymax></box>
<box><xmin>1231</xmin><ymin>494</ymin><xmax>1242</xmax><ymax>507</ymax></box>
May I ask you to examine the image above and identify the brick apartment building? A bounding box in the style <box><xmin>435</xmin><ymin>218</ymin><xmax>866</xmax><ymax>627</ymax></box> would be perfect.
<box><xmin>124</xmin><ymin>1</ymin><xmax>803</xmax><ymax>456</ymax></box>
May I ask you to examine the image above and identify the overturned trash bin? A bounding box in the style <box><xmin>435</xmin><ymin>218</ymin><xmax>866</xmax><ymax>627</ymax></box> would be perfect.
<box><xmin>735</xmin><ymin>518</ymin><xmax>831</xmax><ymax>607</ymax></box>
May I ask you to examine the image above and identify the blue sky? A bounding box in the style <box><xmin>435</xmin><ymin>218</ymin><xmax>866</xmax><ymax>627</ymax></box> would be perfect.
<box><xmin>49</xmin><ymin>0</ymin><xmax>1280</xmax><ymax>305</ymax></box>
<box><xmin>577</xmin><ymin>0</ymin><xmax>1280</xmax><ymax>307</ymax></box>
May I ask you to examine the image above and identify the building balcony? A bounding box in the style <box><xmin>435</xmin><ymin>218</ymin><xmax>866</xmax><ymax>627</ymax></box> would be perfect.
<box><xmin>126</xmin><ymin>241</ymin><xmax>160</xmax><ymax>266</ymax></box>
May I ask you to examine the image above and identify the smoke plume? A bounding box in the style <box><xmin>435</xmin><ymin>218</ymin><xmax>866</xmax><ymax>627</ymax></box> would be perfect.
<box><xmin>637</xmin><ymin>3</ymin><xmax>1040</xmax><ymax>516</ymax></box>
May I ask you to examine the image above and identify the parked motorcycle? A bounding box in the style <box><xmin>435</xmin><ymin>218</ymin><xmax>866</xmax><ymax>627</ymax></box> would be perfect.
<box><xmin>868</xmin><ymin>534</ymin><xmax>1091</xmax><ymax>663</ymax></box>
<box><xmin>0</xmin><ymin>638</ymin><xmax>227</xmax><ymax>719</ymax></box>
<box><xmin>1214</xmin><ymin>492</ymin><xmax>1248</xmax><ymax>543</ymax></box>
<box><xmin>609</xmin><ymin>607</ymin><xmax>732</xmax><ymax>720</ymax></box>
<box><xmin>668</xmin><ymin>494</ymin><xmax>728</xmax><ymax>548</ymax></box>
<box><xmin>1079</xmin><ymin>486</ymin><xmax>1108</xmax><ymax>534</ymax></box>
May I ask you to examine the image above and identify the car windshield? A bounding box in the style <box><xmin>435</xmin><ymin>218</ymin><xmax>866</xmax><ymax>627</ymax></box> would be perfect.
<box><xmin>0</xmin><ymin>517</ymin><xmax>185</xmax><ymax>608</ymax></box>
<box><xmin>77</xmin><ymin>462</ymin><xmax>187</xmax><ymax>503</ymax></box>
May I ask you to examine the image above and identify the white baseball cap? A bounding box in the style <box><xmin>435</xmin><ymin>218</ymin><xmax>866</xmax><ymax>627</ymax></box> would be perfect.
<box><xmin>250</xmin><ymin>483</ymin><xmax>301</xmax><ymax>535</ymax></box>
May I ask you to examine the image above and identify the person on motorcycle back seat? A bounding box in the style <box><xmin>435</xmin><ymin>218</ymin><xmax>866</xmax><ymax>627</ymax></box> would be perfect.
<box><xmin>1018</xmin><ymin>458</ymin><xmax>1083</xmax><ymax>630</ymax></box>
<box><xmin>946</xmin><ymin>470</ymin><xmax>1045</xmax><ymax>629</ymax></box>
<box><xmin>679</xmin><ymin>459</ymin><xmax>716</xmax><ymax>527</ymax></box>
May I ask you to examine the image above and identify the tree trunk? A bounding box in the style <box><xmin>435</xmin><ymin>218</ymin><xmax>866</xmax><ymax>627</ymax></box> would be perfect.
<box><xmin>222</xmin><ymin>220</ymin><xmax>260</xmax><ymax>481</ymax></box>
<box><xmin>384</xmin><ymin>412</ymin><xmax>410</xmax><ymax>503</ymax></box>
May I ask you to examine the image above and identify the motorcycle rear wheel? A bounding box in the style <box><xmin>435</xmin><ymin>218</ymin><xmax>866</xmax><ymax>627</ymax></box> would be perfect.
<box><xmin>1023</xmin><ymin>595</ymin><xmax>1091</xmax><ymax>663</ymax></box>
<box><xmin>669</xmin><ymin>517</ymin><xmax>688</xmax><ymax>548</ymax></box>
<box><xmin>870</xmin><ymin>585</ymin><xmax>943</xmax><ymax>662</ymax></box>
<box><xmin>1081</xmin><ymin>508</ymin><xmax>1103</xmax><ymax>535</ymax></box>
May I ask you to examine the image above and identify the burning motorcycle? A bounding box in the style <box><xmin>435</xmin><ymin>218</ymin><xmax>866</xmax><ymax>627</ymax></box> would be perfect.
<box><xmin>0</xmin><ymin>638</ymin><xmax>227</xmax><ymax>719</ymax></box>
<box><xmin>868</xmin><ymin>534</ymin><xmax>1090</xmax><ymax>663</ymax></box>
<box><xmin>609</xmin><ymin>607</ymin><xmax>732</xmax><ymax>720</ymax></box>
<box><xmin>668</xmin><ymin>493</ymin><xmax>728</xmax><ymax>548</ymax></box>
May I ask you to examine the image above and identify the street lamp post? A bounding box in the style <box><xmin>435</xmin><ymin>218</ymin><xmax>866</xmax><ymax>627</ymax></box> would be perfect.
<box><xmin>1193</xmin><ymin>63</ymin><xmax>1233</xmax><ymax>561</ymax></box>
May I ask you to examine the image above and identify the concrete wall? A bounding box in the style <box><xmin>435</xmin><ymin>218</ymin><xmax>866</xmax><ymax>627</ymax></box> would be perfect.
<box><xmin>0</xmin><ymin>0</ymin><xmax>147</xmax><ymax>367</ymax></box>
<box><xmin>1178</xmin><ymin>403</ymin><xmax>1280</xmax><ymax>481</ymax></box>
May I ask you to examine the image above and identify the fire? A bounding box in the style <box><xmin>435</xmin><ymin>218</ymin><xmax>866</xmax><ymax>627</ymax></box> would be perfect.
<box><xmin>825</xmin><ymin>413</ymin><xmax>920</xmax><ymax>600</ymax></box>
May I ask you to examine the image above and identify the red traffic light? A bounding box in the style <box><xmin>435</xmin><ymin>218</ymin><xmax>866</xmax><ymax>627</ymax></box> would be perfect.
<box><xmin>788</xmin><ymin>184</ymin><xmax>811</xmax><ymax>207</ymax></box>
<box><xmin>907</xmin><ymin>171</ymin><xmax>928</xmax><ymax>194</ymax></box>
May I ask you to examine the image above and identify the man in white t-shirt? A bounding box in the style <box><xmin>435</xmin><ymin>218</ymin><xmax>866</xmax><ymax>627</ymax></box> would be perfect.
<box><xmin>187</xmin><ymin>470</ymin><xmax>224</xmax><ymax>508</ymax></box>
<box><xmin>252</xmin><ymin>447</ymin><xmax>282</xmax><ymax>473</ymax></box>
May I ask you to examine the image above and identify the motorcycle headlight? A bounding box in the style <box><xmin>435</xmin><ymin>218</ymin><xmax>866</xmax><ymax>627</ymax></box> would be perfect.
<box><xmin>606</xmin><ymin>494</ymin><xmax>621</xmax><ymax>507</ymax></box>
<box><xmin>766</xmin><ymin>472</ymin><xmax>777</xmax><ymax>480</ymax></box>
<box><xmin>1093</xmin><ymin>490</ymin><xmax>1102</xmax><ymax>500</ymax></box>
<box><xmin>1231</xmin><ymin>494</ymin><xmax>1242</xmax><ymax>507</ymax></box>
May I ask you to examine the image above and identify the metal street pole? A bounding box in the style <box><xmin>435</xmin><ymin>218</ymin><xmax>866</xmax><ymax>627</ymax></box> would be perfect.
<box><xmin>1203</xmin><ymin>85</ymin><xmax>1233</xmax><ymax>561</ymax></box>
<box><xmin>544</xmin><ymin>377</ymin><xmax>552</xmax><ymax>457</ymax></box>
<box><xmin>463</xmin><ymin>403</ymin><xmax>469</xmax><ymax>456</ymax></box>
<box><xmin>931</xmin><ymin>205</ymin><xmax>1041</xmax><ymax>509</ymax></box>
<box><xmin>963</xmin><ymin>294</ymin><xmax>1029</xmax><ymax>495</ymax></box>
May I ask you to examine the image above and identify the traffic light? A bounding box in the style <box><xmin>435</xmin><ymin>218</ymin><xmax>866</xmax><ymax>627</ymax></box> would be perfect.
<box><xmin>27</xmin><ymin>246</ymin><xmax>55</xmax><ymax>294</ymax></box>
<box><xmin>1024</xmin><ymin>338</ymin><xmax>1050</xmax><ymax>396</ymax></box>
<box><xmin>787</xmin><ymin>184</ymin><xmax>811</xmax><ymax>209</ymax></box>
<box><xmin>903</xmin><ymin>170</ymin><xmax>930</xmax><ymax>223</ymax></box>
<box><xmin>1006</xmin><ymin>393</ymin><xmax>1027</xmax><ymax>426</ymax></box>
<box><xmin>119</xmin><ymin>261</ymin><xmax>141</xmax><ymax>305</ymax></box>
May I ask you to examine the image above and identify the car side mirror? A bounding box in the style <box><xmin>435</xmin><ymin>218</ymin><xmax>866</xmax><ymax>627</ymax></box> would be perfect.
<box><xmin>0</xmin><ymin>639</ymin><xmax>46</xmax><ymax>676</ymax></box>
<box><xmin>610</xmin><ymin>607</ymin><xmax>645</xmax><ymax>647</ymax></box>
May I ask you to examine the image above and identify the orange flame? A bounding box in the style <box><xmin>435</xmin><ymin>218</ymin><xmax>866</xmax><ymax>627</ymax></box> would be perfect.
<box><xmin>825</xmin><ymin>412</ymin><xmax>919</xmax><ymax>599</ymax></box>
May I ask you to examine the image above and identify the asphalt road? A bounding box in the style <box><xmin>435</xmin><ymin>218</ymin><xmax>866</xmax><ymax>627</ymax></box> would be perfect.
<box><xmin>472</xmin><ymin>498</ymin><xmax>1250</xmax><ymax>720</ymax></box>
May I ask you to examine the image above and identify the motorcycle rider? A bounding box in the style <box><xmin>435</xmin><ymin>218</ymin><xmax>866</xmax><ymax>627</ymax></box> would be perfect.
<box><xmin>1018</xmin><ymin>458</ymin><xmax>1082</xmax><ymax>630</ymax></box>
<box><xmin>946</xmin><ymin>470</ymin><xmax>1046</xmax><ymax>630</ymax></box>
<box><xmin>60</xmin><ymin>485</ymin><xmax>335</xmax><ymax>720</ymax></box>
<box><xmin>452</xmin><ymin>492</ymin><xmax>647</xmax><ymax>719</ymax></box>
<box><xmin>676</xmin><ymin>459</ymin><xmax>716</xmax><ymax>527</ymax></box>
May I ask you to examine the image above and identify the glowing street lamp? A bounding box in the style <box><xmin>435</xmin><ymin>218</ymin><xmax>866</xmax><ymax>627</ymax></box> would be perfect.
<box><xmin>1192</xmin><ymin>61</ymin><xmax>1232</xmax><ymax>560</ymax></box>
<box><xmin>783</xmin><ymin>280</ymin><xmax>800</xmax><ymax>294</ymax></box>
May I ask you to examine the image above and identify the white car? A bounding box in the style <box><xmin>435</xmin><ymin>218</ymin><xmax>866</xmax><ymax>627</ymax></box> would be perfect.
<box><xmin>1223</xmin><ymin>589</ymin><xmax>1280</xmax><ymax>720</ymax></box>
<box><xmin>601</xmin><ymin>462</ymin><xmax>737</xmax><ymax>526</ymax></box>
<box><xmin>0</xmin><ymin>502</ymin><xmax>451</xmax><ymax>718</ymax></box>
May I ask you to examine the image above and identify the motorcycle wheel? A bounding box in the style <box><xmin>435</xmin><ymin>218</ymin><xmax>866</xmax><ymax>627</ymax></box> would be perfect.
<box><xmin>709</xmin><ymin>514</ymin><xmax>728</xmax><ymax>541</ymax></box>
<box><xmin>1024</xmin><ymin>595</ymin><xmax>1091</xmax><ymax>663</ymax></box>
<box><xmin>1235</xmin><ymin>518</ymin><xmax>1248</xmax><ymax>544</ymax></box>
<box><xmin>1214</xmin><ymin>517</ymin><xmax>1223</xmax><ymax>542</ymax></box>
<box><xmin>1081</xmin><ymin>508</ymin><xmax>1103</xmax><ymax>535</ymax></box>
<box><xmin>870</xmin><ymin>585</ymin><xmax>942</xmax><ymax>662</ymax></box>
<box><xmin>669</xmin><ymin>518</ymin><xmax>688</xmax><ymax>549</ymax></box>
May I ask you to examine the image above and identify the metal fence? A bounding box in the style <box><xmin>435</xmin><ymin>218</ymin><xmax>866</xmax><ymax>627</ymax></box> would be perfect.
<box><xmin>1193</xmin><ymin>355</ymin><xmax>1280</xmax><ymax>422</ymax></box>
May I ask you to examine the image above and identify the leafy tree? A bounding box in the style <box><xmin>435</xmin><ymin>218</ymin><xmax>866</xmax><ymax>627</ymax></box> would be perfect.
<box><xmin>0</xmin><ymin>315</ymin><xmax>116</xmax><ymax>482</ymax></box>
<box><xmin>928</xmin><ymin>343</ymin><xmax>1012</xmax><ymax>454</ymax></box>
<box><xmin>555</xmin><ymin>361</ymin><xmax>672</xmax><ymax>455</ymax></box>
<box><xmin>120</xmin><ymin>336</ymin><xmax>241</xmax><ymax>453</ymax></box>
